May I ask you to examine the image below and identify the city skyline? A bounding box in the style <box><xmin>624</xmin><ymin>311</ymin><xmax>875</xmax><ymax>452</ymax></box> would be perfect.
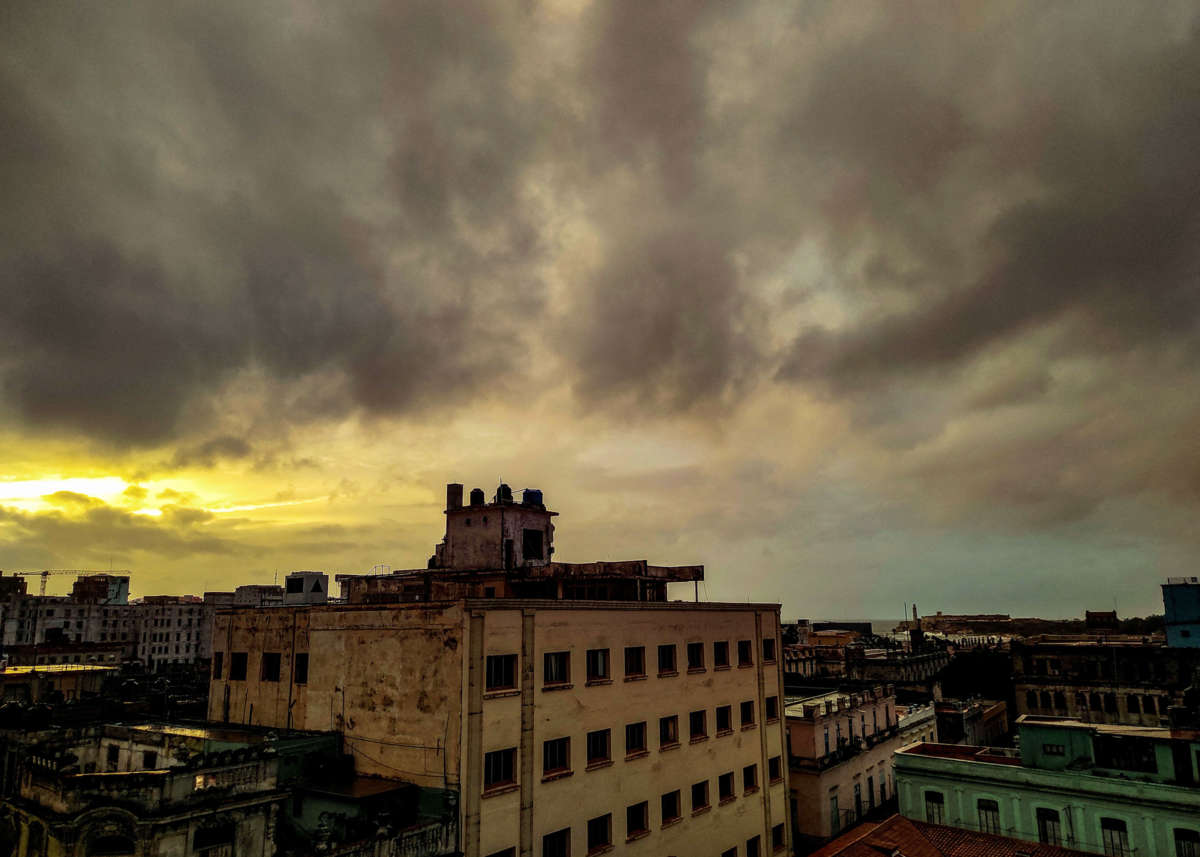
<box><xmin>3</xmin><ymin>1</ymin><xmax>1198</xmax><ymax>619</ymax></box>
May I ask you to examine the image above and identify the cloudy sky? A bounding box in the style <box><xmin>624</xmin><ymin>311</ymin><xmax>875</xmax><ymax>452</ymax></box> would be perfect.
<box><xmin>2</xmin><ymin>1</ymin><xmax>1197</xmax><ymax>618</ymax></box>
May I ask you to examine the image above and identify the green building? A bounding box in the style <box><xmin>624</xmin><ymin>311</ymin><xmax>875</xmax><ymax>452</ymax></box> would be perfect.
<box><xmin>894</xmin><ymin>714</ymin><xmax>1200</xmax><ymax>857</ymax></box>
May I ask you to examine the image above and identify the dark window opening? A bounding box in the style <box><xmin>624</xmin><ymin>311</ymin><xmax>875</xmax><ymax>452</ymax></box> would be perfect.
<box><xmin>738</xmin><ymin>639</ymin><xmax>753</xmax><ymax>666</ymax></box>
<box><xmin>691</xmin><ymin>780</ymin><xmax>709</xmax><ymax>811</ymax></box>
<box><xmin>586</xmin><ymin>814</ymin><xmax>611</xmax><ymax>853</ymax></box>
<box><xmin>294</xmin><ymin>652</ymin><xmax>309</xmax><ymax>685</ymax></box>
<box><xmin>544</xmin><ymin>651</ymin><xmax>570</xmax><ymax>685</ymax></box>
<box><xmin>660</xmin><ymin>715</ymin><xmax>678</xmax><ymax>747</ymax></box>
<box><xmin>658</xmin><ymin>644</ymin><xmax>677</xmax><ymax>674</ymax></box>
<box><xmin>624</xmin><ymin>646</ymin><xmax>645</xmax><ymax>677</ymax></box>
<box><xmin>625</xmin><ymin>721</ymin><xmax>647</xmax><ymax>754</ymax></box>
<box><xmin>687</xmin><ymin>641</ymin><xmax>704</xmax><ymax>670</ymax></box>
<box><xmin>522</xmin><ymin>528</ymin><xmax>544</xmax><ymax>562</ymax></box>
<box><xmin>714</xmin><ymin>640</ymin><xmax>729</xmax><ymax>668</ymax></box>
<box><xmin>229</xmin><ymin>652</ymin><xmax>248</xmax><ymax>681</ymax></box>
<box><xmin>487</xmin><ymin>654</ymin><xmax>518</xmax><ymax>691</ymax></box>
<box><xmin>586</xmin><ymin>648</ymin><xmax>610</xmax><ymax>682</ymax></box>
<box><xmin>484</xmin><ymin>748</ymin><xmax>517</xmax><ymax>789</ymax></box>
<box><xmin>626</xmin><ymin>802</ymin><xmax>649</xmax><ymax>838</ymax></box>
<box><xmin>286</xmin><ymin>577</ymin><xmax>304</xmax><ymax>594</ymax></box>
<box><xmin>543</xmin><ymin>737</ymin><xmax>570</xmax><ymax>775</ymax></box>
<box><xmin>212</xmin><ymin>652</ymin><xmax>223</xmax><ymax>680</ymax></box>
<box><xmin>716</xmin><ymin>705</ymin><xmax>732</xmax><ymax>733</ymax></box>
<box><xmin>262</xmin><ymin>652</ymin><xmax>282</xmax><ymax>682</ymax></box>
<box><xmin>586</xmin><ymin>729</ymin><xmax>611</xmax><ymax>765</ymax></box>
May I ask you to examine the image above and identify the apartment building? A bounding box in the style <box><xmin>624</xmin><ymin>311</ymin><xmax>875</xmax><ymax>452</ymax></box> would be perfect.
<box><xmin>208</xmin><ymin>482</ymin><xmax>792</xmax><ymax>857</ymax></box>
<box><xmin>1011</xmin><ymin>636</ymin><xmax>1192</xmax><ymax>727</ymax></box>
<box><xmin>784</xmin><ymin>684</ymin><xmax>901</xmax><ymax>848</ymax></box>
<box><xmin>895</xmin><ymin>715</ymin><xmax>1200</xmax><ymax>857</ymax></box>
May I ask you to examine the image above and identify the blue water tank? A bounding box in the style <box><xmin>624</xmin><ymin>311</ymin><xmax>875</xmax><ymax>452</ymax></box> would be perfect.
<box><xmin>523</xmin><ymin>489</ymin><xmax>543</xmax><ymax>507</ymax></box>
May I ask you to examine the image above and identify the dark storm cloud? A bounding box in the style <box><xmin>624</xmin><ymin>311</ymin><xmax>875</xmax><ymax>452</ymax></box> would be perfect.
<box><xmin>0</xmin><ymin>1</ymin><xmax>545</xmax><ymax>445</ymax></box>
<box><xmin>170</xmin><ymin>436</ymin><xmax>253</xmax><ymax>469</ymax></box>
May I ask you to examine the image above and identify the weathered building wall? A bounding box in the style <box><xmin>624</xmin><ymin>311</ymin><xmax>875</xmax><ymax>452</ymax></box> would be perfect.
<box><xmin>209</xmin><ymin>603</ymin><xmax>465</xmax><ymax>790</ymax></box>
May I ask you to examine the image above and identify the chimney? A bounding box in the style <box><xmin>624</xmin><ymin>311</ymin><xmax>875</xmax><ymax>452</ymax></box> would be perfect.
<box><xmin>446</xmin><ymin>483</ymin><xmax>464</xmax><ymax>512</ymax></box>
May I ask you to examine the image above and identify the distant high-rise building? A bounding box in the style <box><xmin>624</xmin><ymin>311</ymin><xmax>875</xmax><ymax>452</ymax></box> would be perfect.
<box><xmin>1163</xmin><ymin>577</ymin><xmax>1200</xmax><ymax>648</ymax></box>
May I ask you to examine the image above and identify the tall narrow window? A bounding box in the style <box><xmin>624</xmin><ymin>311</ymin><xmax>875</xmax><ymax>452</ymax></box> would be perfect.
<box><xmin>211</xmin><ymin>652</ymin><xmax>223</xmax><ymax>679</ymax></box>
<box><xmin>661</xmin><ymin>790</ymin><xmax>681</xmax><ymax>824</ymax></box>
<box><xmin>737</xmin><ymin>640</ymin><xmax>753</xmax><ymax>666</ymax></box>
<box><xmin>716</xmin><ymin>705</ymin><xmax>732</xmax><ymax>733</ymax></box>
<box><xmin>625</xmin><ymin>721</ymin><xmax>647</xmax><ymax>755</ymax></box>
<box><xmin>689</xmin><ymin>710</ymin><xmax>707</xmax><ymax>741</ymax></box>
<box><xmin>660</xmin><ymin>715</ymin><xmax>679</xmax><ymax>748</ymax></box>
<box><xmin>691</xmin><ymin>780</ymin><xmax>710</xmax><ymax>812</ymax></box>
<box><xmin>743</xmin><ymin>763</ymin><xmax>758</xmax><ymax>792</ymax></box>
<box><xmin>543</xmin><ymin>737</ymin><xmax>570</xmax><ymax>775</ymax></box>
<box><xmin>624</xmin><ymin>646</ymin><xmax>645</xmax><ymax>678</ymax></box>
<box><xmin>762</xmin><ymin>638</ymin><xmax>776</xmax><ymax>662</ymax></box>
<box><xmin>658</xmin><ymin>644</ymin><xmax>677</xmax><ymax>675</ymax></box>
<box><xmin>740</xmin><ymin>700</ymin><xmax>755</xmax><ymax>727</ymax></box>
<box><xmin>626</xmin><ymin>802</ymin><xmax>649</xmax><ymax>839</ymax></box>
<box><xmin>294</xmin><ymin>652</ymin><xmax>309</xmax><ymax>685</ymax></box>
<box><xmin>925</xmin><ymin>791</ymin><xmax>944</xmax><ymax>825</ymax></box>
<box><xmin>586</xmin><ymin>648</ymin><xmax>610</xmax><ymax>682</ymax></box>
<box><xmin>1101</xmin><ymin>818</ymin><xmax>1130</xmax><ymax>857</ymax></box>
<box><xmin>687</xmin><ymin>641</ymin><xmax>705</xmax><ymax>670</ymax></box>
<box><xmin>718</xmin><ymin>771</ymin><xmax>734</xmax><ymax>802</ymax></box>
<box><xmin>1037</xmin><ymin>808</ymin><xmax>1062</xmax><ymax>846</ymax></box>
<box><xmin>977</xmin><ymin>799</ymin><xmax>1000</xmax><ymax>834</ymax></box>
<box><xmin>586</xmin><ymin>814</ymin><xmax>611</xmax><ymax>853</ymax></box>
<box><xmin>229</xmin><ymin>652</ymin><xmax>248</xmax><ymax>681</ymax></box>
<box><xmin>713</xmin><ymin>640</ymin><xmax>730</xmax><ymax>668</ymax></box>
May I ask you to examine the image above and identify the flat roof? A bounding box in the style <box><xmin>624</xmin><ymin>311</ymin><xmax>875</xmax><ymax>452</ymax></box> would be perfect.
<box><xmin>0</xmin><ymin>664</ymin><xmax>115</xmax><ymax>676</ymax></box>
<box><xmin>897</xmin><ymin>742</ymin><xmax>1022</xmax><ymax>766</ymax></box>
<box><xmin>218</xmin><ymin>598</ymin><xmax>781</xmax><ymax>614</ymax></box>
<box><xmin>1016</xmin><ymin>714</ymin><xmax>1198</xmax><ymax>740</ymax></box>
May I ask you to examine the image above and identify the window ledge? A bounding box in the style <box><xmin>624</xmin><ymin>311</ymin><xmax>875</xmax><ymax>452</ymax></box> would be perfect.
<box><xmin>623</xmin><ymin>674</ymin><xmax>647</xmax><ymax>682</ymax></box>
<box><xmin>714</xmin><ymin>664</ymin><xmax>731</xmax><ymax>671</ymax></box>
<box><xmin>662</xmin><ymin>817</ymin><xmax>682</xmax><ymax>830</ymax></box>
<box><xmin>484</xmin><ymin>689</ymin><xmax>520</xmax><ymax>700</ymax></box>
<box><xmin>541</xmin><ymin>770</ymin><xmax>573</xmax><ymax>783</ymax></box>
<box><xmin>738</xmin><ymin>663</ymin><xmax>754</xmax><ymax>669</ymax></box>
<box><xmin>542</xmin><ymin>683</ymin><xmax>574</xmax><ymax>692</ymax></box>
<box><xmin>716</xmin><ymin>728</ymin><xmax>734</xmax><ymax>737</ymax></box>
<box><xmin>624</xmin><ymin>750</ymin><xmax>649</xmax><ymax>761</ymax></box>
<box><xmin>587</xmin><ymin>846</ymin><xmax>613</xmax><ymax>856</ymax></box>
<box><xmin>658</xmin><ymin>670</ymin><xmax>679</xmax><ymax>678</ymax></box>
<box><xmin>585</xmin><ymin>760</ymin><xmax>613</xmax><ymax>772</ymax></box>
<box><xmin>766</xmin><ymin>717</ymin><xmax>780</xmax><ymax>725</ymax></box>
<box><xmin>482</xmin><ymin>783</ymin><xmax>519</xmax><ymax>798</ymax></box>
<box><xmin>659</xmin><ymin>742</ymin><xmax>680</xmax><ymax>753</ymax></box>
<box><xmin>689</xmin><ymin>735</ymin><xmax>709</xmax><ymax>744</ymax></box>
<box><xmin>769</xmin><ymin>777</ymin><xmax>784</xmax><ymax>785</ymax></box>
<box><xmin>719</xmin><ymin>796</ymin><xmax>736</xmax><ymax>806</ymax></box>
<box><xmin>626</xmin><ymin>831</ymin><xmax>650</xmax><ymax>843</ymax></box>
<box><xmin>764</xmin><ymin>659</ymin><xmax>777</xmax><ymax>665</ymax></box>
<box><xmin>744</xmin><ymin>786</ymin><xmax>760</xmax><ymax>796</ymax></box>
<box><xmin>585</xmin><ymin>678</ymin><xmax>613</xmax><ymax>687</ymax></box>
<box><xmin>691</xmin><ymin>806</ymin><xmax>711</xmax><ymax>817</ymax></box>
<box><xmin>741</xmin><ymin>724</ymin><xmax>757</xmax><ymax>731</ymax></box>
<box><xmin>687</xmin><ymin>667</ymin><xmax>706</xmax><ymax>674</ymax></box>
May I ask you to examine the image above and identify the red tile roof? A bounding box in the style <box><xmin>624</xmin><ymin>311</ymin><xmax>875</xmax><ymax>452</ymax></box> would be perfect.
<box><xmin>808</xmin><ymin>815</ymin><xmax>1094</xmax><ymax>857</ymax></box>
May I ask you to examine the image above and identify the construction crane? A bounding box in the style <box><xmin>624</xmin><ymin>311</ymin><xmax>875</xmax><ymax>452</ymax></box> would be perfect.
<box><xmin>5</xmin><ymin>569</ymin><xmax>132</xmax><ymax>597</ymax></box>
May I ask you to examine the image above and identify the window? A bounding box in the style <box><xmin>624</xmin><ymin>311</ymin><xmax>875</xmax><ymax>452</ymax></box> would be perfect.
<box><xmin>747</xmin><ymin>835</ymin><xmax>761</xmax><ymax>857</ymax></box>
<box><xmin>661</xmin><ymin>790</ymin><xmax>681</xmax><ymax>824</ymax></box>
<box><xmin>543</xmin><ymin>828</ymin><xmax>570</xmax><ymax>857</ymax></box>
<box><xmin>1175</xmin><ymin>829</ymin><xmax>1200</xmax><ymax>857</ymax></box>
<box><xmin>716</xmin><ymin>705</ymin><xmax>732</xmax><ymax>733</ymax></box>
<box><xmin>212</xmin><ymin>652</ymin><xmax>223</xmax><ymax>679</ymax></box>
<box><xmin>740</xmin><ymin>700</ymin><xmax>755</xmax><ymax>727</ymax></box>
<box><xmin>768</xmin><ymin>755</ymin><xmax>782</xmax><ymax>782</ymax></box>
<box><xmin>719</xmin><ymin>771</ymin><xmax>734</xmax><ymax>801</ymax></box>
<box><xmin>286</xmin><ymin>577</ymin><xmax>304</xmax><ymax>594</ymax></box>
<box><xmin>586</xmin><ymin>729</ymin><xmax>611</xmax><ymax>766</ymax></box>
<box><xmin>1076</xmin><ymin>691</ymin><xmax>1088</xmax><ymax>709</ymax></box>
<box><xmin>229</xmin><ymin>652</ymin><xmax>248</xmax><ymax>681</ymax></box>
<box><xmin>543</xmin><ymin>737</ymin><xmax>570</xmax><ymax>775</ymax></box>
<box><xmin>1040</xmin><ymin>690</ymin><xmax>1052</xmax><ymax>709</ymax></box>
<box><xmin>743</xmin><ymin>763</ymin><xmax>758</xmax><ymax>792</ymax></box>
<box><xmin>261</xmin><ymin>652</ymin><xmax>282</xmax><ymax>682</ymax></box>
<box><xmin>772</xmin><ymin>823</ymin><xmax>785</xmax><ymax>852</ymax></box>
<box><xmin>294</xmin><ymin>652</ymin><xmax>309</xmax><ymax>684</ymax></box>
<box><xmin>925</xmin><ymin>791</ymin><xmax>944</xmax><ymax>824</ymax></box>
<box><xmin>1127</xmin><ymin>694</ymin><xmax>1141</xmax><ymax>714</ymax></box>
<box><xmin>687</xmin><ymin>641</ymin><xmax>705</xmax><ymax>670</ymax></box>
<box><xmin>763</xmin><ymin>638</ymin><xmax>776</xmax><ymax>662</ymax></box>
<box><xmin>765</xmin><ymin>695</ymin><xmax>779</xmax><ymax>721</ymax></box>
<box><xmin>830</xmin><ymin>793</ymin><xmax>840</xmax><ymax>833</ymax></box>
<box><xmin>689</xmin><ymin>710</ymin><xmax>707</xmax><ymax>740</ymax></box>
<box><xmin>1104</xmin><ymin>693</ymin><xmax>1118</xmax><ymax>713</ymax></box>
<box><xmin>625</xmin><ymin>721</ymin><xmax>647</xmax><ymax>755</ymax></box>
<box><xmin>544</xmin><ymin>651</ymin><xmax>570</xmax><ymax>685</ymax></box>
<box><xmin>738</xmin><ymin>640</ymin><xmax>753</xmax><ymax>666</ymax></box>
<box><xmin>487</xmin><ymin>654</ymin><xmax>518</xmax><ymax>690</ymax></box>
<box><xmin>522</xmin><ymin>528</ymin><xmax>544</xmax><ymax>561</ymax></box>
<box><xmin>107</xmin><ymin>744</ymin><xmax>119</xmax><ymax>765</ymax></box>
<box><xmin>626</xmin><ymin>802</ymin><xmax>649</xmax><ymax>839</ymax></box>
<box><xmin>1026</xmin><ymin>690</ymin><xmax>1038</xmax><ymax>709</ymax></box>
<box><xmin>1037</xmin><ymin>808</ymin><xmax>1062</xmax><ymax>846</ymax></box>
<box><xmin>714</xmin><ymin>640</ymin><xmax>730</xmax><ymax>668</ymax></box>
<box><xmin>586</xmin><ymin>648</ymin><xmax>610</xmax><ymax>682</ymax></box>
<box><xmin>660</xmin><ymin>715</ymin><xmax>678</xmax><ymax>747</ymax></box>
<box><xmin>723</xmin><ymin>850</ymin><xmax>736</xmax><ymax>857</ymax></box>
<box><xmin>143</xmin><ymin>750</ymin><xmax>157</xmax><ymax>769</ymax></box>
<box><xmin>586</xmin><ymin>813</ymin><xmax>611</xmax><ymax>853</ymax></box>
<box><xmin>484</xmin><ymin>748</ymin><xmax>516</xmax><ymax>789</ymax></box>
<box><xmin>658</xmin><ymin>644</ymin><xmax>677</xmax><ymax>675</ymax></box>
<box><xmin>1043</xmin><ymin>743</ymin><xmax>1065</xmax><ymax>756</ymax></box>
<box><xmin>1101</xmin><ymin>818</ymin><xmax>1130</xmax><ymax>857</ymax></box>
<box><xmin>691</xmin><ymin>780</ymin><xmax>710</xmax><ymax>812</ymax></box>
<box><xmin>624</xmin><ymin>646</ymin><xmax>645</xmax><ymax>678</ymax></box>
<box><xmin>978</xmin><ymin>799</ymin><xmax>1000</xmax><ymax>834</ymax></box>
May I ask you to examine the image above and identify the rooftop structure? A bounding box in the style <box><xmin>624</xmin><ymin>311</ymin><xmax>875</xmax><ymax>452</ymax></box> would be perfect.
<box><xmin>809</xmin><ymin>813</ymin><xmax>1094</xmax><ymax>857</ymax></box>
<box><xmin>1163</xmin><ymin>577</ymin><xmax>1200</xmax><ymax>648</ymax></box>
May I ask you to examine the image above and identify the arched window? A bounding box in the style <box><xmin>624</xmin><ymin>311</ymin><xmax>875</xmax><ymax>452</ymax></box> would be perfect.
<box><xmin>1127</xmin><ymin>694</ymin><xmax>1140</xmax><ymax>714</ymax></box>
<box><xmin>1039</xmin><ymin>691</ymin><xmax>1052</xmax><ymax>709</ymax></box>
<box><xmin>1053</xmin><ymin>691</ymin><xmax>1066</xmax><ymax>710</ymax></box>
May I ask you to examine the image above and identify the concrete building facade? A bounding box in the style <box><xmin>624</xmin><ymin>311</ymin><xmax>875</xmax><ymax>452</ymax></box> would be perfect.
<box><xmin>784</xmin><ymin>685</ymin><xmax>902</xmax><ymax>848</ymax></box>
<box><xmin>894</xmin><ymin>715</ymin><xmax>1200</xmax><ymax>857</ymax></box>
